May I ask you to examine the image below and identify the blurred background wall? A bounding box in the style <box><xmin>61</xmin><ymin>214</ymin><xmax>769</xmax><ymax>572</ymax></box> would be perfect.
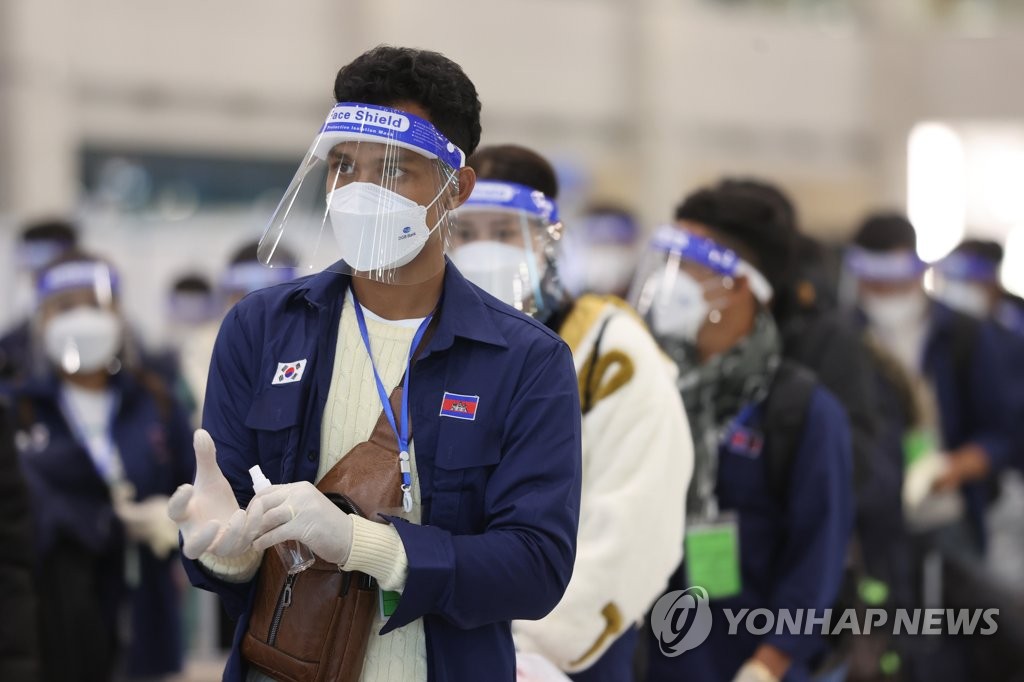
<box><xmin>2</xmin><ymin>0</ymin><xmax>1024</xmax><ymax>339</ymax></box>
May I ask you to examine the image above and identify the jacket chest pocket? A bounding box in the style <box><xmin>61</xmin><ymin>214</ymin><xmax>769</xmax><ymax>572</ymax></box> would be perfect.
<box><xmin>244</xmin><ymin>390</ymin><xmax>303</xmax><ymax>477</ymax></box>
<box><xmin>429</xmin><ymin>422</ymin><xmax>502</xmax><ymax>533</ymax></box>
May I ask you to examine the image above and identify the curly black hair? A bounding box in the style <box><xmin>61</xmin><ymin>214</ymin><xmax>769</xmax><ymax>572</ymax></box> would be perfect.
<box><xmin>674</xmin><ymin>180</ymin><xmax>797</xmax><ymax>293</ymax></box>
<box><xmin>334</xmin><ymin>45</ymin><xmax>482</xmax><ymax>156</ymax></box>
<box><xmin>468</xmin><ymin>145</ymin><xmax>559</xmax><ymax>199</ymax></box>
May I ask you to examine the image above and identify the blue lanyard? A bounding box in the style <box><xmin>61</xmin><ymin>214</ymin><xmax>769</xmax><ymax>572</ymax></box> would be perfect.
<box><xmin>350</xmin><ymin>290</ymin><xmax>434</xmax><ymax>513</ymax></box>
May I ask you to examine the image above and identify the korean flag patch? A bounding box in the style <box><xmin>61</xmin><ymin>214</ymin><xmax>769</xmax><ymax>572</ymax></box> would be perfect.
<box><xmin>272</xmin><ymin>360</ymin><xmax>307</xmax><ymax>385</ymax></box>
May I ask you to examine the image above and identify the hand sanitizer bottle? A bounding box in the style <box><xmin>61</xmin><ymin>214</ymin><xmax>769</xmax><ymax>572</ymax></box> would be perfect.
<box><xmin>249</xmin><ymin>465</ymin><xmax>315</xmax><ymax>574</ymax></box>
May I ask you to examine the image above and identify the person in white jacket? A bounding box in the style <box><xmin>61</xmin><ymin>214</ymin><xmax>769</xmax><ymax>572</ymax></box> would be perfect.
<box><xmin>451</xmin><ymin>144</ymin><xmax>694</xmax><ymax>682</ymax></box>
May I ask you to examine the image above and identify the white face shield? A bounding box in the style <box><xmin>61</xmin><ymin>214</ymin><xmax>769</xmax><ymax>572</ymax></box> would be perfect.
<box><xmin>628</xmin><ymin>226</ymin><xmax>773</xmax><ymax>343</ymax></box>
<box><xmin>450</xmin><ymin>181</ymin><xmax>562</xmax><ymax>317</ymax></box>
<box><xmin>931</xmin><ymin>251</ymin><xmax>999</xmax><ymax>319</ymax></box>
<box><xmin>36</xmin><ymin>260</ymin><xmax>124</xmax><ymax>375</ymax></box>
<box><xmin>258</xmin><ymin>102</ymin><xmax>465</xmax><ymax>286</ymax></box>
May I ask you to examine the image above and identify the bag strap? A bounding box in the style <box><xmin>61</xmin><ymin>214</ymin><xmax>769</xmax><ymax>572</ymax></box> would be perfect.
<box><xmin>762</xmin><ymin>360</ymin><xmax>818</xmax><ymax>501</ymax></box>
<box><xmin>322</xmin><ymin>313</ymin><xmax>438</xmax><ymax>476</ymax></box>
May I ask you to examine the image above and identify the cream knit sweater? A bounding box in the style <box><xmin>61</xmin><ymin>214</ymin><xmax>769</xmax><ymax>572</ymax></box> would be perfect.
<box><xmin>216</xmin><ymin>292</ymin><xmax>426</xmax><ymax>682</ymax></box>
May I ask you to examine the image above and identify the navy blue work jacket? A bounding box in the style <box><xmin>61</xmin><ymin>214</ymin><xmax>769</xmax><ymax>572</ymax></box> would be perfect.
<box><xmin>648</xmin><ymin>387</ymin><xmax>854</xmax><ymax>682</ymax></box>
<box><xmin>7</xmin><ymin>369</ymin><xmax>193</xmax><ymax>678</ymax></box>
<box><xmin>183</xmin><ymin>262</ymin><xmax>583</xmax><ymax>682</ymax></box>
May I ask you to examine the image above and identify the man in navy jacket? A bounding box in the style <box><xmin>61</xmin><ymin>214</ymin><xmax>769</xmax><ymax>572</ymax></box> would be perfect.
<box><xmin>171</xmin><ymin>46</ymin><xmax>582</xmax><ymax>682</ymax></box>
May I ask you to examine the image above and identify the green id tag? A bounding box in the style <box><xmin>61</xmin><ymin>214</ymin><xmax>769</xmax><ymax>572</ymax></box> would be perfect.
<box><xmin>685</xmin><ymin>514</ymin><xmax>741</xmax><ymax>599</ymax></box>
<box><xmin>903</xmin><ymin>429</ymin><xmax>936</xmax><ymax>467</ymax></box>
<box><xmin>379</xmin><ymin>589</ymin><xmax>401</xmax><ymax>619</ymax></box>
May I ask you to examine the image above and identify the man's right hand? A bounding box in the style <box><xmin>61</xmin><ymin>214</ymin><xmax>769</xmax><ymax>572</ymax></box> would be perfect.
<box><xmin>167</xmin><ymin>429</ymin><xmax>249</xmax><ymax>560</ymax></box>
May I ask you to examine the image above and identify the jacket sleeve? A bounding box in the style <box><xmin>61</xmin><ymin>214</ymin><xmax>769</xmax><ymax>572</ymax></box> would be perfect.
<box><xmin>965</xmin><ymin>323</ymin><xmax>1020</xmax><ymax>472</ymax></box>
<box><xmin>765</xmin><ymin>388</ymin><xmax>854</xmax><ymax>662</ymax></box>
<box><xmin>381</xmin><ymin>338</ymin><xmax>583</xmax><ymax>634</ymax></box>
<box><xmin>0</xmin><ymin>401</ymin><xmax>40</xmax><ymax>682</ymax></box>
<box><xmin>513</xmin><ymin>314</ymin><xmax>693</xmax><ymax>671</ymax></box>
<box><xmin>180</xmin><ymin>307</ymin><xmax>261</xmax><ymax>618</ymax></box>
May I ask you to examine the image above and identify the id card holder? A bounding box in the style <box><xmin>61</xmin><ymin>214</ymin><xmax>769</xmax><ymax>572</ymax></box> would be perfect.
<box><xmin>379</xmin><ymin>589</ymin><xmax>401</xmax><ymax>619</ymax></box>
<box><xmin>685</xmin><ymin>511</ymin><xmax>741</xmax><ymax>599</ymax></box>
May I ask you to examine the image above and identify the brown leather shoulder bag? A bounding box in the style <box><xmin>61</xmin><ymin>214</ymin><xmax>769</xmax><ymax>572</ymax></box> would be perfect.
<box><xmin>240</xmin><ymin>385</ymin><xmax>406</xmax><ymax>682</ymax></box>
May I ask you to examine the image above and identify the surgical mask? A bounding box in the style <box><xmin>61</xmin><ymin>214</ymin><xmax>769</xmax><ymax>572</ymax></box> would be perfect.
<box><xmin>935</xmin><ymin>281</ymin><xmax>990</xmax><ymax>318</ymax></box>
<box><xmin>861</xmin><ymin>289</ymin><xmax>928</xmax><ymax>329</ymax></box>
<box><xmin>450</xmin><ymin>241</ymin><xmax>533</xmax><ymax>308</ymax></box>
<box><xmin>649</xmin><ymin>271</ymin><xmax>709</xmax><ymax>342</ymax></box>
<box><xmin>327</xmin><ymin>181</ymin><xmax>447</xmax><ymax>272</ymax></box>
<box><xmin>44</xmin><ymin>307</ymin><xmax>122</xmax><ymax>374</ymax></box>
<box><xmin>581</xmin><ymin>246</ymin><xmax>636</xmax><ymax>295</ymax></box>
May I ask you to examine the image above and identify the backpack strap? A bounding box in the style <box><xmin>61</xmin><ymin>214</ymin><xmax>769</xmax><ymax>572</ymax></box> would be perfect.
<box><xmin>762</xmin><ymin>360</ymin><xmax>818</xmax><ymax>501</ymax></box>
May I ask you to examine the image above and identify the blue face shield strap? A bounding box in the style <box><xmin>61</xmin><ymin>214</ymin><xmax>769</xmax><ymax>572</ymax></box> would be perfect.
<box><xmin>312</xmin><ymin>102</ymin><xmax>465</xmax><ymax>170</ymax></box>
<box><xmin>464</xmin><ymin>180</ymin><xmax>560</xmax><ymax>223</ymax></box>
<box><xmin>37</xmin><ymin>261</ymin><xmax>119</xmax><ymax>302</ymax></box>
<box><xmin>221</xmin><ymin>262</ymin><xmax>297</xmax><ymax>296</ymax></box>
<box><xmin>649</xmin><ymin>226</ymin><xmax>774</xmax><ymax>304</ymax></box>
<box><xmin>935</xmin><ymin>252</ymin><xmax>999</xmax><ymax>283</ymax></box>
<box><xmin>845</xmin><ymin>246</ymin><xmax>928</xmax><ymax>282</ymax></box>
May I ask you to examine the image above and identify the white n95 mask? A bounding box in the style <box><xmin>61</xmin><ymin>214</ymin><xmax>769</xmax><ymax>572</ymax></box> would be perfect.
<box><xmin>649</xmin><ymin>271</ymin><xmax>709</xmax><ymax>342</ymax></box>
<box><xmin>44</xmin><ymin>307</ymin><xmax>123</xmax><ymax>374</ymax></box>
<box><xmin>861</xmin><ymin>289</ymin><xmax>928</xmax><ymax>330</ymax></box>
<box><xmin>935</xmin><ymin>281</ymin><xmax>990</xmax><ymax>319</ymax></box>
<box><xmin>328</xmin><ymin>181</ymin><xmax>446</xmax><ymax>272</ymax></box>
<box><xmin>450</xmin><ymin>241</ymin><xmax>533</xmax><ymax>308</ymax></box>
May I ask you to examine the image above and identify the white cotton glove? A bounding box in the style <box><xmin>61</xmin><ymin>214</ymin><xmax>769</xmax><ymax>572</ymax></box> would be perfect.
<box><xmin>515</xmin><ymin>652</ymin><xmax>572</xmax><ymax>682</ymax></box>
<box><xmin>166</xmin><ymin>429</ymin><xmax>249</xmax><ymax>560</ymax></box>
<box><xmin>732</xmin><ymin>660</ymin><xmax>779</xmax><ymax>682</ymax></box>
<box><xmin>115</xmin><ymin>494</ymin><xmax>180</xmax><ymax>559</ymax></box>
<box><xmin>903</xmin><ymin>451</ymin><xmax>950</xmax><ymax>511</ymax></box>
<box><xmin>244</xmin><ymin>481</ymin><xmax>354</xmax><ymax>566</ymax></box>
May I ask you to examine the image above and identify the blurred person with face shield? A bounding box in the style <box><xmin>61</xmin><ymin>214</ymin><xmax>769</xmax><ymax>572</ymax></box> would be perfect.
<box><xmin>451</xmin><ymin>144</ymin><xmax>693</xmax><ymax>682</ymax></box>
<box><xmin>0</xmin><ymin>219</ymin><xmax>79</xmax><ymax>382</ymax></box>
<box><xmin>169</xmin><ymin>47</ymin><xmax>581</xmax><ymax>682</ymax></box>
<box><xmin>167</xmin><ymin>244</ymin><xmax>299</xmax><ymax>428</ymax></box>
<box><xmin>846</xmin><ymin>219</ymin><xmax>1024</xmax><ymax>682</ymax></box>
<box><xmin>633</xmin><ymin>184</ymin><xmax>854</xmax><ymax>682</ymax></box>
<box><xmin>845</xmin><ymin>215</ymin><xmax>1017</xmax><ymax>547</ymax></box>
<box><xmin>557</xmin><ymin>204</ymin><xmax>641</xmax><ymax>299</ymax></box>
<box><xmin>2</xmin><ymin>251</ymin><xmax>194</xmax><ymax>682</ymax></box>
<box><xmin>931</xmin><ymin>239</ymin><xmax>1004</xmax><ymax>321</ymax></box>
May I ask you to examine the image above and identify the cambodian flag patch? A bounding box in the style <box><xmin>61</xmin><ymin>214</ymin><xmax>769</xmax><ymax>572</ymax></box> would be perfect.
<box><xmin>272</xmin><ymin>360</ymin><xmax>307</xmax><ymax>385</ymax></box>
<box><xmin>439</xmin><ymin>392</ymin><xmax>480</xmax><ymax>420</ymax></box>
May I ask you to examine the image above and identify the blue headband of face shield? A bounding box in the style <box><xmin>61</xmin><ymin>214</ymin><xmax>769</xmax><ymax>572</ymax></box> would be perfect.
<box><xmin>463</xmin><ymin>180</ymin><xmax>560</xmax><ymax>223</ymax></box>
<box><xmin>649</xmin><ymin>226</ymin><xmax>774</xmax><ymax>303</ymax></box>
<box><xmin>312</xmin><ymin>102</ymin><xmax>465</xmax><ymax>170</ymax></box>
<box><xmin>935</xmin><ymin>252</ymin><xmax>999</xmax><ymax>283</ymax></box>
<box><xmin>845</xmin><ymin>246</ymin><xmax>928</xmax><ymax>282</ymax></box>
<box><xmin>37</xmin><ymin>260</ymin><xmax>119</xmax><ymax>301</ymax></box>
<box><xmin>221</xmin><ymin>262</ymin><xmax>297</xmax><ymax>296</ymax></box>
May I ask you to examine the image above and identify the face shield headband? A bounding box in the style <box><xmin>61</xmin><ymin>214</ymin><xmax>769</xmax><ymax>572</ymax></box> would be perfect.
<box><xmin>221</xmin><ymin>262</ymin><xmax>297</xmax><ymax>297</ymax></box>
<box><xmin>650</xmin><ymin>226</ymin><xmax>774</xmax><ymax>304</ymax></box>
<box><xmin>934</xmin><ymin>252</ymin><xmax>999</xmax><ymax>284</ymax></box>
<box><xmin>258</xmin><ymin>102</ymin><xmax>467</xmax><ymax>285</ymax></box>
<box><xmin>37</xmin><ymin>261</ymin><xmax>120</xmax><ymax>306</ymax></box>
<box><xmin>845</xmin><ymin>246</ymin><xmax>928</xmax><ymax>282</ymax></box>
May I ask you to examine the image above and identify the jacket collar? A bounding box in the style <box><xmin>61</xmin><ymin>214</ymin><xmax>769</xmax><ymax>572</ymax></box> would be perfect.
<box><xmin>290</xmin><ymin>259</ymin><xmax>508</xmax><ymax>351</ymax></box>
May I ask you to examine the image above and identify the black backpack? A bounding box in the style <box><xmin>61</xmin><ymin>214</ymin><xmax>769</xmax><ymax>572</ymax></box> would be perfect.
<box><xmin>761</xmin><ymin>359</ymin><xmax>819</xmax><ymax>500</ymax></box>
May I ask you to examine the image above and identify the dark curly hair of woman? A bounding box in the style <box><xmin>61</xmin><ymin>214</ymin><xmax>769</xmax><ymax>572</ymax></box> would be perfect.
<box><xmin>334</xmin><ymin>45</ymin><xmax>483</xmax><ymax>156</ymax></box>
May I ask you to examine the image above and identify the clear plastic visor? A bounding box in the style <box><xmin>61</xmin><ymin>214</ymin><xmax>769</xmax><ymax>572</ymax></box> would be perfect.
<box><xmin>450</xmin><ymin>205</ymin><xmax>557</xmax><ymax>314</ymax></box>
<box><xmin>258</xmin><ymin>104</ymin><xmax>463</xmax><ymax>285</ymax></box>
